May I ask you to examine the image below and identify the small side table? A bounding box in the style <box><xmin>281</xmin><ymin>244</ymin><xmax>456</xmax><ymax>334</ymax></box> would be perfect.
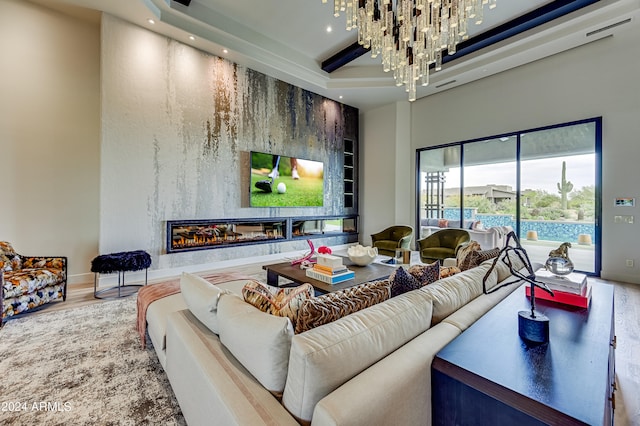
<box><xmin>91</xmin><ymin>250</ymin><xmax>151</xmax><ymax>299</ymax></box>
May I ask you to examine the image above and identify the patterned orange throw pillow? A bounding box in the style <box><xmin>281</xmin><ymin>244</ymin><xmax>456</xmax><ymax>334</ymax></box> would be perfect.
<box><xmin>242</xmin><ymin>280</ymin><xmax>314</xmax><ymax>329</ymax></box>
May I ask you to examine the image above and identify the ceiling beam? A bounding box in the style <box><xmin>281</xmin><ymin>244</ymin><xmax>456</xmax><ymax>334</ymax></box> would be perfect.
<box><xmin>321</xmin><ymin>0</ymin><xmax>601</xmax><ymax>73</ymax></box>
<box><xmin>321</xmin><ymin>42</ymin><xmax>369</xmax><ymax>73</ymax></box>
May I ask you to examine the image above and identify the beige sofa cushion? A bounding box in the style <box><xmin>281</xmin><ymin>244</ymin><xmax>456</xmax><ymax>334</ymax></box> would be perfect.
<box><xmin>421</xmin><ymin>261</ymin><xmax>493</xmax><ymax>324</ymax></box>
<box><xmin>180</xmin><ymin>272</ymin><xmax>229</xmax><ymax>335</ymax></box>
<box><xmin>217</xmin><ymin>293</ymin><xmax>294</xmax><ymax>394</ymax></box>
<box><xmin>165</xmin><ymin>310</ymin><xmax>299</xmax><ymax>426</ymax></box>
<box><xmin>179</xmin><ymin>272</ymin><xmax>249</xmax><ymax>334</ymax></box>
<box><xmin>282</xmin><ymin>289</ymin><xmax>433</xmax><ymax>423</ymax></box>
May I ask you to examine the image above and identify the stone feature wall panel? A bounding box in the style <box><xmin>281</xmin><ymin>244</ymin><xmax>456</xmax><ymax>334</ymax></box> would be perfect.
<box><xmin>101</xmin><ymin>15</ymin><xmax>358</xmax><ymax>270</ymax></box>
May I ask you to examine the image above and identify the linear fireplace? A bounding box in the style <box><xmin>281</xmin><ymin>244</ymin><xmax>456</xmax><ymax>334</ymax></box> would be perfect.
<box><xmin>166</xmin><ymin>216</ymin><xmax>358</xmax><ymax>254</ymax></box>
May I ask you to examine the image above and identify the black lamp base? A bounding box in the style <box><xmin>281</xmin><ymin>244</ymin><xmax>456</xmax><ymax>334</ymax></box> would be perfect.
<box><xmin>518</xmin><ymin>310</ymin><xmax>550</xmax><ymax>345</ymax></box>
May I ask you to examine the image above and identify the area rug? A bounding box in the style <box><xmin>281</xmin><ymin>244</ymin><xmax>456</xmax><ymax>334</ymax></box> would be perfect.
<box><xmin>0</xmin><ymin>296</ymin><xmax>184</xmax><ymax>425</ymax></box>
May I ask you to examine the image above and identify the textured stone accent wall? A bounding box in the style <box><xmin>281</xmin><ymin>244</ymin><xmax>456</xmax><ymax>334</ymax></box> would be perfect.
<box><xmin>101</xmin><ymin>15</ymin><xmax>358</xmax><ymax>270</ymax></box>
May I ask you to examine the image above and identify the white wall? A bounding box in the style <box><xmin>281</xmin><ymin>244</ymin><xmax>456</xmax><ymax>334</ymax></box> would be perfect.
<box><xmin>0</xmin><ymin>0</ymin><xmax>100</xmax><ymax>282</ymax></box>
<box><xmin>404</xmin><ymin>24</ymin><xmax>640</xmax><ymax>283</ymax></box>
<box><xmin>360</xmin><ymin>103</ymin><xmax>396</xmax><ymax>244</ymax></box>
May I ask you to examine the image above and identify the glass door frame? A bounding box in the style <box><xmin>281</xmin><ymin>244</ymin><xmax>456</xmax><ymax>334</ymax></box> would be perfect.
<box><xmin>415</xmin><ymin>117</ymin><xmax>602</xmax><ymax>276</ymax></box>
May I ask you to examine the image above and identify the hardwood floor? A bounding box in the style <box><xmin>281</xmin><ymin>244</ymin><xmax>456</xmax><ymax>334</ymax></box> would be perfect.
<box><xmin>15</xmin><ymin>264</ymin><xmax>640</xmax><ymax>426</ymax></box>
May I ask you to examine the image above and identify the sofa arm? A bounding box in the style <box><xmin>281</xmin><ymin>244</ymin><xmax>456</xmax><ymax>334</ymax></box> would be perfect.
<box><xmin>399</xmin><ymin>234</ymin><xmax>413</xmax><ymax>250</ymax></box>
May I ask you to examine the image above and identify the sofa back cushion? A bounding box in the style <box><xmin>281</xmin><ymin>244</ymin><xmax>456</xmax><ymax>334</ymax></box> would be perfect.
<box><xmin>217</xmin><ymin>294</ymin><xmax>294</xmax><ymax>395</ymax></box>
<box><xmin>282</xmin><ymin>289</ymin><xmax>433</xmax><ymax>423</ymax></box>
<box><xmin>421</xmin><ymin>262</ymin><xmax>494</xmax><ymax>324</ymax></box>
<box><xmin>180</xmin><ymin>272</ymin><xmax>228</xmax><ymax>334</ymax></box>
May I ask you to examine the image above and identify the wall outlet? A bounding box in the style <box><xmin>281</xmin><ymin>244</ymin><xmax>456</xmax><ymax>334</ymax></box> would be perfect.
<box><xmin>626</xmin><ymin>259</ymin><xmax>634</xmax><ymax>268</ymax></box>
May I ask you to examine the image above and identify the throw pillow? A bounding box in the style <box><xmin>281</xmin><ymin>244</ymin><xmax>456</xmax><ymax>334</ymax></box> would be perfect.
<box><xmin>242</xmin><ymin>280</ymin><xmax>314</xmax><ymax>330</ymax></box>
<box><xmin>439</xmin><ymin>265</ymin><xmax>461</xmax><ymax>279</ymax></box>
<box><xmin>438</xmin><ymin>218</ymin><xmax>449</xmax><ymax>228</ymax></box>
<box><xmin>463</xmin><ymin>248</ymin><xmax>502</xmax><ymax>271</ymax></box>
<box><xmin>295</xmin><ymin>280</ymin><xmax>391</xmax><ymax>334</ymax></box>
<box><xmin>407</xmin><ymin>263</ymin><xmax>441</xmax><ymax>285</ymax></box>
<box><xmin>456</xmin><ymin>241</ymin><xmax>482</xmax><ymax>270</ymax></box>
<box><xmin>389</xmin><ymin>262</ymin><xmax>440</xmax><ymax>297</ymax></box>
<box><xmin>389</xmin><ymin>267</ymin><xmax>420</xmax><ymax>298</ymax></box>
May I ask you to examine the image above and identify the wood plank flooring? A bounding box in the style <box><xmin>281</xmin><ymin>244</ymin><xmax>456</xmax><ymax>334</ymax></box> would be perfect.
<box><xmin>12</xmin><ymin>264</ymin><xmax>640</xmax><ymax>426</ymax></box>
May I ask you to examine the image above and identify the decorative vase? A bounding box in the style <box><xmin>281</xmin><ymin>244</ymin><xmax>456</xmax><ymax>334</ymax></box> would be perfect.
<box><xmin>347</xmin><ymin>244</ymin><xmax>378</xmax><ymax>266</ymax></box>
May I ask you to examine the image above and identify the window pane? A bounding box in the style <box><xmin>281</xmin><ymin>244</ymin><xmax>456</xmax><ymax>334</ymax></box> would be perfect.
<box><xmin>418</xmin><ymin>146</ymin><xmax>461</xmax><ymax>238</ymax></box>
<box><xmin>462</xmin><ymin>137</ymin><xmax>517</xmax><ymax>233</ymax></box>
<box><xmin>520</xmin><ymin>122</ymin><xmax>596</xmax><ymax>273</ymax></box>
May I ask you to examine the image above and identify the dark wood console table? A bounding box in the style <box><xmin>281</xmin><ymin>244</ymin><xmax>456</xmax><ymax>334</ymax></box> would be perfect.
<box><xmin>432</xmin><ymin>282</ymin><xmax>615</xmax><ymax>425</ymax></box>
<box><xmin>262</xmin><ymin>257</ymin><xmax>395</xmax><ymax>294</ymax></box>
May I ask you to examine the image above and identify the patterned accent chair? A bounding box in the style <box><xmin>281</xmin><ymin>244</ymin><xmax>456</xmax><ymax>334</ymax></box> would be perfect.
<box><xmin>370</xmin><ymin>225</ymin><xmax>414</xmax><ymax>257</ymax></box>
<box><xmin>417</xmin><ymin>229</ymin><xmax>471</xmax><ymax>264</ymax></box>
<box><xmin>0</xmin><ymin>241</ymin><xmax>67</xmax><ymax>326</ymax></box>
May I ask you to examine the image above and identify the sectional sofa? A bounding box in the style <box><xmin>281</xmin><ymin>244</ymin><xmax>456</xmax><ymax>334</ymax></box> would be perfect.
<box><xmin>144</xmin><ymin>251</ymin><xmax>526</xmax><ymax>425</ymax></box>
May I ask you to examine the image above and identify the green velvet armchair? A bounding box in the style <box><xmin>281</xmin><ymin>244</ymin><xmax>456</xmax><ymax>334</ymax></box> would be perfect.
<box><xmin>417</xmin><ymin>229</ymin><xmax>470</xmax><ymax>264</ymax></box>
<box><xmin>370</xmin><ymin>225</ymin><xmax>413</xmax><ymax>257</ymax></box>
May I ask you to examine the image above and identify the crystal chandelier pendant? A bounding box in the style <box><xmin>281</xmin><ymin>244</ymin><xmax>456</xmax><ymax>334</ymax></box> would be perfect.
<box><xmin>326</xmin><ymin>0</ymin><xmax>497</xmax><ymax>101</ymax></box>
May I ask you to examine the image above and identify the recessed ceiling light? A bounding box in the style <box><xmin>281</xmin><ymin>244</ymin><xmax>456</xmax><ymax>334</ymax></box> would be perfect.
<box><xmin>147</xmin><ymin>19</ymin><xmax>155</xmax><ymax>24</ymax></box>
<box><xmin>223</xmin><ymin>49</ymin><xmax>228</xmax><ymax>54</ymax></box>
<box><xmin>189</xmin><ymin>35</ymin><xmax>195</xmax><ymax>41</ymax></box>
<box><xmin>339</xmin><ymin>95</ymin><xmax>343</xmax><ymax>99</ymax></box>
<box><xmin>326</xmin><ymin>26</ymin><xmax>332</xmax><ymax>33</ymax></box>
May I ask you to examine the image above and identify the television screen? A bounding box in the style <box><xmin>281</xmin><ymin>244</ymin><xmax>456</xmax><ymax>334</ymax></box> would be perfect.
<box><xmin>250</xmin><ymin>152</ymin><xmax>324</xmax><ymax>207</ymax></box>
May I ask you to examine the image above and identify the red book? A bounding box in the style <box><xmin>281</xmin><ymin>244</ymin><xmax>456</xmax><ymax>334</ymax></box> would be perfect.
<box><xmin>526</xmin><ymin>283</ymin><xmax>592</xmax><ymax>308</ymax></box>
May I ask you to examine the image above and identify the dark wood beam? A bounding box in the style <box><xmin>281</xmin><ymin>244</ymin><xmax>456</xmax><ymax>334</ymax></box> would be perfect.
<box><xmin>321</xmin><ymin>42</ymin><xmax>369</xmax><ymax>73</ymax></box>
<box><xmin>320</xmin><ymin>0</ymin><xmax>600</xmax><ymax>73</ymax></box>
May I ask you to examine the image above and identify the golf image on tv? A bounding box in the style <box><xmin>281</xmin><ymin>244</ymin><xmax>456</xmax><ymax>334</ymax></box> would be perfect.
<box><xmin>250</xmin><ymin>151</ymin><xmax>324</xmax><ymax>207</ymax></box>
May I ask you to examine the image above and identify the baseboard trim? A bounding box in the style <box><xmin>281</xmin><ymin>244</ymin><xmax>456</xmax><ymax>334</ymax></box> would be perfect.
<box><xmin>600</xmin><ymin>270</ymin><xmax>640</xmax><ymax>285</ymax></box>
<box><xmin>69</xmin><ymin>244</ymin><xmax>354</xmax><ymax>287</ymax></box>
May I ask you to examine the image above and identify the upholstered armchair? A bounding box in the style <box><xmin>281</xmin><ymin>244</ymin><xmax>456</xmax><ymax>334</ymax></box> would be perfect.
<box><xmin>417</xmin><ymin>229</ymin><xmax>470</xmax><ymax>264</ymax></box>
<box><xmin>1</xmin><ymin>241</ymin><xmax>67</xmax><ymax>326</ymax></box>
<box><xmin>370</xmin><ymin>225</ymin><xmax>413</xmax><ymax>256</ymax></box>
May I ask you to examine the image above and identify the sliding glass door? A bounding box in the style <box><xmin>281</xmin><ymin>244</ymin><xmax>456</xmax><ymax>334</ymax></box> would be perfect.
<box><xmin>416</xmin><ymin>118</ymin><xmax>601</xmax><ymax>275</ymax></box>
<box><xmin>519</xmin><ymin>122</ymin><xmax>599</xmax><ymax>273</ymax></box>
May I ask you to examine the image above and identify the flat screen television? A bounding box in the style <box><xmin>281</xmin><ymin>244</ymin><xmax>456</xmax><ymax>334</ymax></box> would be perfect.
<box><xmin>250</xmin><ymin>151</ymin><xmax>324</xmax><ymax>207</ymax></box>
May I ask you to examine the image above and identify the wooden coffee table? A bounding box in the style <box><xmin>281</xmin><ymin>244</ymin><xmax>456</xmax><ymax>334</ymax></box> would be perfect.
<box><xmin>262</xmin><ymin>257</ymin><xmax>398</xmax><ymax>294</ymax></box>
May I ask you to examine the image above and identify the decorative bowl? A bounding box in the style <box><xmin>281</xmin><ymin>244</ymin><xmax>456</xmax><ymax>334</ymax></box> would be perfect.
<box><xmin>347</xmin><ymin>244</ymin><xmax>378</xmax><ymax>266</ymax></box>
<box><xmin>545</xmin><ymin>256</ymin><xmax>574</xmax><ymax>276</ymax></box>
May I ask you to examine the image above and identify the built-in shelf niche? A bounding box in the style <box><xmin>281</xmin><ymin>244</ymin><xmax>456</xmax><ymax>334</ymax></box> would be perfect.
<box><xmin>344</xmin><ymin>139</ymin><xmax>358</xmax><ymax>210</ymax></box>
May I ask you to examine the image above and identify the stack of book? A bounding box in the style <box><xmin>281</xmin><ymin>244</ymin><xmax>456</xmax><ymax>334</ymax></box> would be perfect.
<box><xmin>527</xmin><ymin>269</ymin><xmax>592</xmax><ymax>308</ymax></box>
<box><xmin>305</xmin><ymin>254</ymin><xmax>355</xmax><ymax>284</ymax></box>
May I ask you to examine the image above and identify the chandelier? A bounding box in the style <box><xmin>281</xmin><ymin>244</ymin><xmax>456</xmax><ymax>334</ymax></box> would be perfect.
<box><xmin>323</xmin><ymin>0</ymin><xmax>497</xmax><ymax>101</ymax></box>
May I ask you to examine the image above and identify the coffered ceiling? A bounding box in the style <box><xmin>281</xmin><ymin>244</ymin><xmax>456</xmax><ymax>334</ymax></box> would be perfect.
<box><xmin>29</xmin><ymin>0</ymin><xmax>640</xmax><ymax>111</ymax></box>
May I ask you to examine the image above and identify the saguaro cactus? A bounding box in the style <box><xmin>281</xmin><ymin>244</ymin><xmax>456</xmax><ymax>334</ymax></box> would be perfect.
<box><xmin>557</xmin><ymin>161</ymin><xmax>573</xmax><ymax>210</ymax></box>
